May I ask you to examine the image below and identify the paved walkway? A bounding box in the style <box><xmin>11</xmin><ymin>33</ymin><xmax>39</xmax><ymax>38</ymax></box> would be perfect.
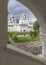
<box><xmin>17</xmin><ymin>34</ymin><xmax>30</xmax><ymax>37</ymax></box>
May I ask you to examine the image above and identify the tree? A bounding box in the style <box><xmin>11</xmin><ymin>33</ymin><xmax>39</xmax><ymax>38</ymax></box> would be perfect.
<box><xmin>33</xmin><ymin>20</ymin><xmax>40</xmax><ymax>36</ymax></box>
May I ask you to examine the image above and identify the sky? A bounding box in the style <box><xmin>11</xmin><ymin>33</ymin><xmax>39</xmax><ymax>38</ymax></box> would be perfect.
<box><xmin>8</xmin><ymin>0</ymin><xmax>37</xmax><ymax>22</ymax></box>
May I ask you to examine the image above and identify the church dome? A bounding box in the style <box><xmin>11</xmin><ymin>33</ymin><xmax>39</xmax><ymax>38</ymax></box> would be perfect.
<box><xmin>19</xmin><ymin>13</ymin><xmax>29</xmax><ymax>25</ymax></box>
<box><xmin>20</xmin><ymin>13</ymin><xmax>29</xmax><ymax>20</ymax></box>
<box><xmin>10</xmin><ymin>15</ymin><xmax>14</xmax><ymax>18</ymax></box>
<box><xmin>9</xmin><ymin>15</ymin><xmax>16</xmax><ymax>20</ymax></box>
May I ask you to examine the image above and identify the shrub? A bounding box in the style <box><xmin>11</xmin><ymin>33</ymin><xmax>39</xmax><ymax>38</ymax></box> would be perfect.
<box><xmin>30</xmin><ymin>31</ymin><xmax>34</xmax><ymax>36</ymax></box>
<box><xmin>7</xmin><ymin>40</ymin><xmax>11</xmax><ymax>44</ymax></box>
<box><xmin>11</xmin><ymin>34</ymin><xmax>17</xmax><ymax>42</ymax></box>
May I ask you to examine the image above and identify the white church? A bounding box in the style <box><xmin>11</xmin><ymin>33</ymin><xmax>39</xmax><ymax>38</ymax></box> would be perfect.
<box><xmin>8</xmin><ymin>13</ymin><xmax>33</xmax><ymax>32</ymax></box>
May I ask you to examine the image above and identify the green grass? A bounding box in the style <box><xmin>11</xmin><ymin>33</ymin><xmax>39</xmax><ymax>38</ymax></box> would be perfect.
<box><xmin>30</xmin><ymin>36</ymin><xmax>40</xmax><ymax>41</ymax></box>
<box><xmin>8</xmin><ymin>32</ymin><xmax>40</xmax><ymax>43</ymax></box>
<box><xmin>8</xmin><ymin>32</ymin><xmax>30</xmax><ymax>36</ymax></box>
<box><xmin>14</xmin><ymin>37</ymin><xmax>31</xmax><ymax>42</ymax></box>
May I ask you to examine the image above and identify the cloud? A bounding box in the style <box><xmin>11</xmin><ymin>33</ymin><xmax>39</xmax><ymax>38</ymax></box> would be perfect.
<box><xmin>8</xmin><ymin>0</ymin><xmax>37</xmax><ymax>22</ymax></box>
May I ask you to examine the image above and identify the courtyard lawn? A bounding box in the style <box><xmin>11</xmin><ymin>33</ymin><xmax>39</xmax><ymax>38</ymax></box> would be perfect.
<box><xmin>8</xmin><ymin>32</ymin><xmax>40</xmax><ymax>43</ymax></box>
<box><xmin>14</xmin><ymin>37</ymin><xmax>31</xmax><ymax>42</ymax></box>
<box><xmin>14</xmin><ymin>36</ymin><xmax>40</xmax><ymax>43</ymax></box>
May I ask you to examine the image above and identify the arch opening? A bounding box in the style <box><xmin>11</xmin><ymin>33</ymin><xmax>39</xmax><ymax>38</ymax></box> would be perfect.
<box><xmin>7</xmin><ymin>0</ymin><xmax>46</xmax><ymax>59</ymax></box>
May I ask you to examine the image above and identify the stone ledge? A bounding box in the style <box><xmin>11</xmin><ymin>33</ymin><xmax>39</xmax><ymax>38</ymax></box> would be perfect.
<box><xmin>5</xmin><ymin>44</ymin><xmax>46</xmax><ymax>65</ymax></box>
<box><xmin>37</xmin><ymin>54</ymin><xmax>46</xmax><ymax>60</ymax></box>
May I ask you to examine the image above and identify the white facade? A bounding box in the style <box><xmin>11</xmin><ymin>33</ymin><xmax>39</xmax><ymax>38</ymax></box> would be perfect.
<box><xmin>8</xmin><ymin>13</ymin><xmax>33</xmax><ymax>32</ymax></box>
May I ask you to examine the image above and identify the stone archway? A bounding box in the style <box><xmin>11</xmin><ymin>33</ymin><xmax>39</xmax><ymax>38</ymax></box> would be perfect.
<box><xmin>0</xmin><ymin>0</ymin><xmax>8</xmax><ymax>50</ymax></box>
<box><xmin>18</xmin><ymin>0</ymin><xmax>46</xmax><ymax>59</ymax></box>
<box><xmin>0</xmin><ymin>0</ymin><xmax>46</xmax><ymax>65</ymax></box>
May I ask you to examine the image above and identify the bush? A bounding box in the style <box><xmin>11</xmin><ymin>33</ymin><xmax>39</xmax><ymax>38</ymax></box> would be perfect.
<box><xmin>7</xmin><ymin>40</ymin><xmax>11</xmax><ymax>44</ymax></box>
<box><xmin>8</xmin><ymin>32</ymin><xmax>13</xmax><ymax>37</ymax></box>
<box><xmin>30</xmin><ymin>31</ymin><xmax>34</xmax><ymax>36</ymax></box>
<box><xmin>11</xmin><ymin>34</ymin><xmax>17</xmax><ymax>41</ymax></box>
